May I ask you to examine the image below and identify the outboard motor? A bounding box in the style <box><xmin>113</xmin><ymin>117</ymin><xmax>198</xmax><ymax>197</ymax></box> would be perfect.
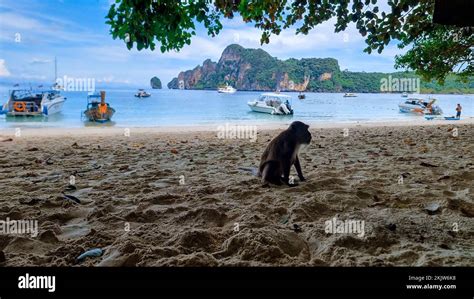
<box><xmin>278</xmin><ymin>103</ymin><xmax>291</xmax><ymax>115</ymax></box>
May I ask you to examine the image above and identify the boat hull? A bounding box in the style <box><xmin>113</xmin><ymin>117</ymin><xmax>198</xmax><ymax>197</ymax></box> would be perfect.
<box><xmin>42</xmin><ymin>97</ymin><xmax>66</xmax><ymax>116</ymax></box>
<box><xmin>84</xmin><ymin>108</ymin><xmax>115</xmax><ymax>122</ymax></box>
<box><xmin>248</xmin><ymin>104</ymin><xmax>275</xmax><ymax>114</ymax></box>
<box><xmin>398</xmin><ymin>104</ymin><xmax>442</xmax><ymax>115</ymax></box>
<box><xmin>5</xmin><ymin>96</ymin><xmax>66</xmax><ymax>117</ymax></box>
<box><xmin>218</xmin><ymin>90</ymin><xmax>236</xmax><ymax>94</ymax></box>
<box><xmin>247</xmin><ymin>101</ymin><xmax>293</xmax><ymax>115</ymax></box>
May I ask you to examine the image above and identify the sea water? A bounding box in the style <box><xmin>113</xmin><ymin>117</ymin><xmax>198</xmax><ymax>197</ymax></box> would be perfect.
<box><xmin>0</xmin><ymin>87</ymin><xmax>472</xmax><ymax>129</ymax></box>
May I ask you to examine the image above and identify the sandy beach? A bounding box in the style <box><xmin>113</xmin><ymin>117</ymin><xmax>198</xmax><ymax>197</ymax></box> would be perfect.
<box><xmin>0</xmin><ymin>120</ymin><xmax>473</xmax><ymax>266</ymax></box>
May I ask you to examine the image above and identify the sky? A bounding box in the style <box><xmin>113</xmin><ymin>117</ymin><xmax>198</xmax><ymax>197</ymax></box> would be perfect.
<box><xmin>0</xmin><ymin>0</ymin><xmax>406</xmax><ymax>88</ymax></box>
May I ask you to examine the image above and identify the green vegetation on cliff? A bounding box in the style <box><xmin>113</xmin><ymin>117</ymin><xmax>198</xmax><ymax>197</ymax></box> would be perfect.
<box><xmin>166</xmin><ymin>44</ymin><xmax>473</xmax><ymax>94</ymax></box>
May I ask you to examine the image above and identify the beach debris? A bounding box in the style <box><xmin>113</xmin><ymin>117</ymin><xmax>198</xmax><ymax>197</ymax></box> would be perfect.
<box><xmin>386</xmin><ymin>223</ymin><xmax>397</xmax><ymax>231</ymax></box>
<box><xmin>400</xmin><ymin>172</ymin><xmax>411</xmax><ymax>178</ymax></box>
<box><xmin>418</xmin><ymin>145</ymin><xmax>429</xmax><ymax>153</ymax></box>
<box><xmin>65</xmin><ymin>184</ymin><xmax>77</xmax><ymax>191</ymax></box>
<box><xmin>437</xmin><ymin>175</ymin><xmax>451</xmax><ymax>181</ymax></box>
<box><xmin>119</xmin><ymin>165</ymin><xmax>129</xmax><ymax>171</ymax></box>
<box><xmin>420</xmin><ymin>161</ymin><xmax>439</xmax><ymax>168</ymax></box>
<box><xmin>71</xmin><ymin>142</ymin><xmax>79</xmax><ymax>148</ymax></box>
<box><xmin>366</xmin><ymin>150</ymin><xmax>380</xmax><ymax>157</ymax></box>
<box><xmin>403</xmin><ymin>138</ymin><xmax>416</xmax><ymax>146</ymax></box>
<box><xmin>19</xmin><ymin>198</ymin><xmax>41</xmax><ymax>205</ymax></box>
<box><xmin>292</xmin><ymin>224</ymin><xmax>302</xmax><ymax>233</ymax></box>
<box><xmin>280</xmin><ymin>215</ymin><xmax>289</xmax><ymax>224</ymax></box>
<box><xmin>91</xmin><ymin>163</ymin><xmax>101</xmax><ymax>170</ymax></box>
<box><xmin>27</xmin><ymin>147</ymin><xmax>39</xmax><ymax>151</ymax></box>
<box><xmin>439</xmin><ymin>243</ymin><xmax>451</xmax><ymax>250</ymax></box>
<box><xmin>63</xmin><ymin>194</ymin><xmax>81</xmax><ymax>204</ymax></box>
<box><xmin>1</xmin><ymin>138</ymin><xmax>13</xmax><ymax>142</ymax></box>
<box><xmin>22</xmin><ymin>172</ymin><xmax>38</xmax><ymax>178</ymax></box>
<box><xmin>171</xmin><ymin>148</ymin><xmax>178</xmax><ymax>154</ymax></box>
<box><xmin>76</xmin><ymin>248</ymin><xmax>103</xmax><ymax>262</ymax></box>
<box><xmin>424</xmin><ymin>202</ymin><xmax>441</xmax><ymax>215</ymax></box>
<box><xmin>42</xmin><ymin>155</ymin><xmax>54</xmax><ymax>165</ymax></box>
<box><xmin>368</xmin><ymin>201</ymin><xmax>385</xmax><ymax>207</ymax></box>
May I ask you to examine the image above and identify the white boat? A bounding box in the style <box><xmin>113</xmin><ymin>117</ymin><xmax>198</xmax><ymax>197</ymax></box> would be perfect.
<box><xmin>247</xmin><ymin>93</ymin><xmax>293</xmax><ymax>115</ymax></box>
<box><xmin>135</xmin><ymin>89</ymin><xmax>151</xmax><ymax>98</ymax></box>
<box><xmin>399</xmin><ymin>98</ymin><xmax>443</xmax><ymax>115</ymax></box>
<box><xmin>218</xmin><ymin>84</ymin><xmax>236</xmax><ymax>94</ymax></box>
<box><xmin>401</xmin><ymin>92</ymin><xmax>408</xmax><ymax>97</ymax></box>
<box><xmin>1</xmin><ymin>89</ymin><xmax>66</xmax><ymax>117</ymax></box>
<box><xmin>1</xmin><ymin>57</ymin><xmax>67</xmax><ymax>117</ymax></box>
<box><xmin>343</xmin><ymin>93</ymin><xmax>357</xmax><ymax>97</ymax></box>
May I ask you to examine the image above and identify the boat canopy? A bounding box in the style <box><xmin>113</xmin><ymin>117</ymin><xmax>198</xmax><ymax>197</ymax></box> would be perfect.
<box><xmin>87</xmin><ymin>92</ymin><xmax>101</xmax><ymax>102</ymax></box>
<box><xmin>11</xmin><ymin>89</ymin><xmax>59</xmax><ymax>100</ymax></box>
<box><xmin>258</xmin><ymin>93</ymin><xmax>291</xmax><ymax>103</ymax></box>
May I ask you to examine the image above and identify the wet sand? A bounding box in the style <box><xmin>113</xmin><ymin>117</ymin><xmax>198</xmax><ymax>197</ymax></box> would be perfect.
<box><xmin>0</xmin><ymin>121</ymin><xmax>473</xmax><ymax>266</ymax></box>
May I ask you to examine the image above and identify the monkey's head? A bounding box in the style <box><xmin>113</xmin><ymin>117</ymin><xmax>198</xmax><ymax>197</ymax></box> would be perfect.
<box><xmin>289</xmin><ymin>121</ymin><xmax>312</xmax><ymax>144</ymax></box>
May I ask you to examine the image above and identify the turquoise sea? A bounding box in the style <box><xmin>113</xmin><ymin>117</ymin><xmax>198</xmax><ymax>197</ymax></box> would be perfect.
<box><xmin>0</xmin><ymin>87</ymin><xmax>472</xmax><ymax>128</ymax></box>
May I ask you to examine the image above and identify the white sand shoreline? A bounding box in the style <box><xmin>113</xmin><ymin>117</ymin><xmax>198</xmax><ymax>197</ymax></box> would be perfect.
<box><xmin>1</xmin><ymin>122</ymin><xmax>472</xmax><ymax>266</ymax></box>
<box><xmin>1</xmin><ymin>118</ymin><xmax>473</xmax><ymax>137</ymax></box>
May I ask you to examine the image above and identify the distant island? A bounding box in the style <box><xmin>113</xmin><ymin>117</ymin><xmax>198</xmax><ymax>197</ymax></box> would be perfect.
<box><xmin>150</xmin><ymin>76</ymin><xmax>162</xmax><ymax>89</ymax></box>
<box><xmin>166</xmin><ymin>44</ymin><xmax>473</xmax><ymax>94</ymax></box>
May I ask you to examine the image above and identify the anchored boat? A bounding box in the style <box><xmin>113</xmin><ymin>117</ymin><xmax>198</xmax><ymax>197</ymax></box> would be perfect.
<box><xmin>135</xmin><ymin>89</ymin><xmax>151</xmax><ymax>98</ymax></box>
<box><xmin>343</xmin><ymin>93</ymin><xmax>357</xmax><ymax>97</ymax></box>
<box><xmin>399</xmin><ymin>98</ymin><xmax>443</xmax><ymax>115</ymax></box>
<box><xmin>0</xmin><ymin>89</ymin><xmax>66</xmax><ymax>117</ymax></box>
<box><xmin>83</xmin><ymin>91</ymin><xmax>115</xmax><ymax>123</ymax></box>
<box><xmin>217</xmin><ymin>84</ymin><xmax>236</xmax><ymax>94</ymax></box>
<box><xmin>247</xmin><ymin>93</ymin><xmax>293</xmax><ymax>115</ymax></box>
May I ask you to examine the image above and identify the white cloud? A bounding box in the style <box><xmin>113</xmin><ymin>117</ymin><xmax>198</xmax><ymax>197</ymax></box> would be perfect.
<box><xmin>159</xmin><ymin>18</ymin><xmax>368</xmax><ymax>63</ymax></box>
<box><xmin>0</xmin><ymin>59</ymin><xmax>11</xmax><ymax>77</ymax></box>
<box><xmin>0</xmin><ymin>12</ymin><xmax>103</xmax><ymax>45</ymax></box>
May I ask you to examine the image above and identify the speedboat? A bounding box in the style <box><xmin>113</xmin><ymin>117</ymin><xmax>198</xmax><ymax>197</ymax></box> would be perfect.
<box><xmin>0</xmin><ymin>89</ymin><xmax>66</xmax><ymax>117</ymax></box>
<box><xmin>401</xmin><ymin>92</ymin><xmax>408</xmax><ymax>97</ymax></box>
<box><xmin>343</xmin><ymin>93</ymin><xmax>357</xmax><ymax>97</ymax></box>
<box><xmin>298</xmin><ymin>92</ymin><xmax>306</xmax><ymax>99</ymax></box>
<box><xmin>135</xmin><ymin>89</ymin><xmax>151</xmax><ymax>98</ymax></box>
<box><xmin>84</xmin><ymin>91</ymin><xmax>115</xmax><ymax>123</ymax></box>
<box><xmin>218</xmin><ymin>84</ymin><xmax>236</xmax><ymax>94</ymax></box>
<box><xmin>248</xmin><ymin>93</ymin><xmax>293</xmax><ymax>115</ymax></box>
<box><xmin>399</xmin><ymin>98</ymin><xmax>443</xmax><ymax>115</ymax></box>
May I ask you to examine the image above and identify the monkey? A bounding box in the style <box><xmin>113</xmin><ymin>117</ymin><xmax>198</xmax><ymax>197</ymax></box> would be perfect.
<box><xmin>238</xmin><ymin>121</ymin><xmax>311</xmax><ymax>186</ymax></box>
<box><xmin>258</xmin><ymin>121</ymin><xmax>311</xmax><ymax>186</ymax></box>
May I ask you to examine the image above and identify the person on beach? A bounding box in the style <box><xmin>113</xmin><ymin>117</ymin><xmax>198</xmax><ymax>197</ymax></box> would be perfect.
<box><xmin>456</xmin><ymin>104</ymin><xmax>462</xmax><ymax>119</ymax></box>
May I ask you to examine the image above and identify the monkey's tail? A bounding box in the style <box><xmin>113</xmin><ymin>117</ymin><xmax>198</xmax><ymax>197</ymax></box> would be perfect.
<box><xmin>238</xmin><ymin>167</ymin><xmax>259</xmax><ymax>177</ymax></box>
